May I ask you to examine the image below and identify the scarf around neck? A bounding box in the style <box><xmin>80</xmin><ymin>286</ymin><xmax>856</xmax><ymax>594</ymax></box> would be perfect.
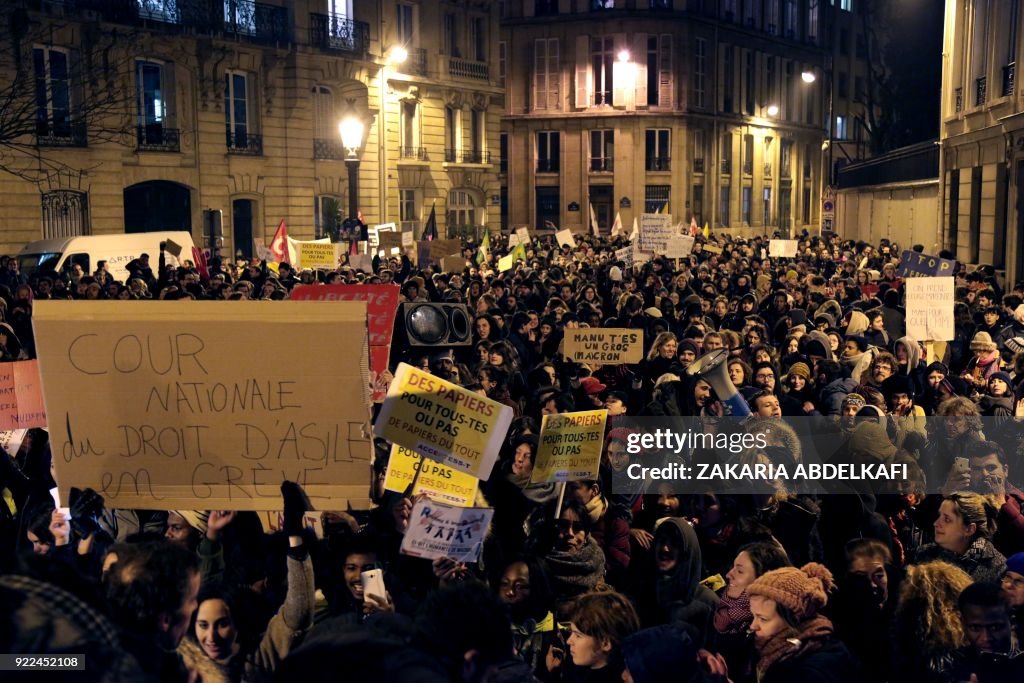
<box><xmin>755</xmin><ymin>614</ymin><xmax>834</xmax><ymax>680</ymax></box>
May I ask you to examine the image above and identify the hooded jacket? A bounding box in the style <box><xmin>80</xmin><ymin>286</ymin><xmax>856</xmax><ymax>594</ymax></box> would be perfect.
<box><xmin>893</xmin><ymin>335</ymin><xmax>926</xmax><ymax>394</ymax></box>
<box><xmin>845</xmin><ymin>310</ymin><xmax>869</xmax><ymax>337</ymax></box>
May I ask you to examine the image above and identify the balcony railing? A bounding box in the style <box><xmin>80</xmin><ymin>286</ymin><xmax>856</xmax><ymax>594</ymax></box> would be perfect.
<box><xmin>407</xmin><ymin>48</ymin><xmax>427</xmax><ymax>77</ymax></box>
<box><xmin>536</xmin><ymin>159</ymin><xmax>558</xmax><ymax>172</ymax></box>
<box><xmin>224</xmin><ymin>0</ymin><xmax>289</xmax><ymax>44</ymax></box>
<box><xmin>693</xmin><ymin>158</ymin><xmax>705</xmax><ymax>173</ymax></box>
<box><xmin>590</xmin><ymin>158</ymin><xmax>613</xmax><ymax>172</ymax></box>
<box><xmin>976</xmin><ymin>76</ymin><xmax>987</xmax><ymax>106</ymax></box>
<box><xmin>226</xmin><ymin>129</ymin><xmax>262</xmax><ymax>155</ymax></box>
<box><xmin>448</xmin><ymin>57</ymin><xmax>489</xmax><ymax>81</ymax></box>
<box><xmin>955</xmin><ymin>87</ymin><xmax>963</xmax><ymax>113</ymax></box>
<box><xmin>721</xmin><ymin>159</ymin><xmax>732</xmax><ymax>175</ymax></box>
<box><xmin>444</xmin><ymin>149</ymin><xmax>490</xmax><ymax>164</ymax></box>
<box><xmin>37</xmin><ymin>120</ymin><xmax>87</xmax><ymax>148</ymax></box>
<box><xmin>310</xmin><ymin>12</ymin><xmax>370</xmax><ymax>54</ymax></box>
<box><xmin>646</xmin><ymin>156</ymin><xmax>671</xmax><ymax>171</ymax></box>
<box><xmin>1003</xmin><ymin>62</ymin><xmax>1016</xmax><ymax>97</ymax></box>
<box><xmin>742</xmin><ymin>161</ymin><xmax>753</xmax><ymax>175</ymax></box>
<box><xmin>400</xmin><ymin>146</ymin><xmax>428</xmax><ymax>160</ymax></box>
<box><xmin>106</xmin><ymin>1</ymin><xmax>289</xmax><ymax>43</ymax></box>
<box><xmin>136</xmin><ymin>125</ymin><xmax>180</xmax><ymax>152</ymax></box>
<box><xmin>313</xmin><ymin>138</ymin><xmax>344</xmax><ymax>160</ymax></box>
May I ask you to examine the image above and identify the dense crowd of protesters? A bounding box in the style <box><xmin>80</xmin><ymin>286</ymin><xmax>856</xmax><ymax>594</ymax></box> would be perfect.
<box><xmin>3</xmin><ymin>229</ymin><xmax>1024</xmax><ymax>681</ymax></box>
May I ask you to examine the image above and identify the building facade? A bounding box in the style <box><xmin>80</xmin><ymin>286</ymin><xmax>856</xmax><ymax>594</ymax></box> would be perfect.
<box><xmin>0</xmin><ymin>0</ymin><xmax>502</xmax><ymax>258</ymax></box>
<box><xmin>940</xmin><ymin>0</ymin><xmax>1022</xmax><ymax>281</ymax></box>
<box><xmin>500</xmin><ymin>0</ymin><xmax>872</xmax><ymax>236</ymax></box>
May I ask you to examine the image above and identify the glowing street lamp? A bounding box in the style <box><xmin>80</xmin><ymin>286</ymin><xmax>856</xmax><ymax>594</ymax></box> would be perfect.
<box><xmin>339</xmin><ymin>116</ymin><xmax>365</xmax><ymax>222</ymax></box>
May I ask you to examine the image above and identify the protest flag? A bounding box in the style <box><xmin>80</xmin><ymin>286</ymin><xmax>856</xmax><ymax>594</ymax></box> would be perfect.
<box><xmin>422</xmin><ymin>203</ymin><xmax>438</xmax><ymax>241</ymax></box>
<box><xmin>270</xmin><ymin>219</ymin><xmax>290</xmax><ymax>264</ymax></box>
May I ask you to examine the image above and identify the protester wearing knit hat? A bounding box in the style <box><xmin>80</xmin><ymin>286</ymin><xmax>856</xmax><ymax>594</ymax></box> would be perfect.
<box><xmin>746</xmin><ymin>564</ymin><xmax>856</xmax><ymax>682</ymax></box>
<box><xmin>964</xmin><ymin>331</ymin><xmax>1002</xmax><ymax>391</ymax></box>
<box><xmin>1005</xmin><ymin>553</ymin><xmax>1024</xmax><ymax>632</ymax></box>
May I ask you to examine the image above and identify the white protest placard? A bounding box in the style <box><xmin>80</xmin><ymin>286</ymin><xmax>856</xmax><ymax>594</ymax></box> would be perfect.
<box><xmin>498</xmin><ymin>253</ymin><xmax>515</xmax><ymax>272</ymax></box>
<box><xmin>555</xmin><ymin>229</ymin><xmax>577</xmax><ymax>249</ymax></box>
<box><xmin>664</xmin><ymin>235</ymin><xmax>695</xmax><ymax>258</ymax></box>
<box><xmin>769</xmin><ymin>239</ymin><xmax>799</xmax><ymax>258</ymax></box>
<box><xmin>374</xmin><ymin>363</ymin><xmax>514</xmax><ymax>480</ymax></box>
<box><xmin>906</xmin><ymin>277</ymin><xmax>955</xmax><ymax>341</ymax></box>
<box><xmin>368</xmin><ymin>223</ymin><xmax>397</xmax><ymax>250</ymax></box>
<box><xmin>400</xmin><ymin>499</ymin><xmax>494</xmax><ymax>563</ymax></box>
<box><xmin>614</xmin><ymin>246</ymin><xmax>634</xmax><ymax>269</ymax></box>
<box><xmin>401</xmin><ymin>230</ymin><xmax>414</xmax><ymax>249</ymax></box>
<box><xmin>507</xmin><ymin>233</ymin><xmax>521</xmax><ymax>247</ymax></box>
<box><xmin>349</xmin><ymin>253</ymin><xmax>374</xmax><ymax>272</ymax></box>
<box><xmin>516</xmin><ymin>227</ymin><xmax>531</xmax><ymax>244</ymax></box>
<box><xmin>0</xmin><ymin>429</ymin><xmax>27</xmax><ymax>457</ymax></box>
<box><xmin>32</xmin><ymin>301</ymin><xmax>373</xmax><ymax>510</ymax></box>
<box><xmin>384</xmin><ymin>444</ymin><xmax>478</xmax><ymax>507</ymax></box>
<box><xmin>565</xmin><ymin>328</ymin><xmax>644</xmax><ymax>364</ymax></box>
<box><xmin>639</xmin><ymin>213</ymin><xmax>673</xmax><ymax>253</ymax></box>
<box><xmin>531</xmin><ymin>410</ymin><xmax>608</xmax><ymax>483</ymax></box>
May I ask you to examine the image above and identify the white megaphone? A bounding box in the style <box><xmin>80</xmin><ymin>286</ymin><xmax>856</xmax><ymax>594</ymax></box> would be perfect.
<box><xmin>687</xmin><ymin>348</ymin><xmax>751</xmax><ymax>417</ymax></box>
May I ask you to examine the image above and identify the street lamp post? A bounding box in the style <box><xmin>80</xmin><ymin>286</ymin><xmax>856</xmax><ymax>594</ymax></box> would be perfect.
<box><xmin>340</xmin><ymin>116</ymin><xmax>365</xmax><ymax>222</ymax></box>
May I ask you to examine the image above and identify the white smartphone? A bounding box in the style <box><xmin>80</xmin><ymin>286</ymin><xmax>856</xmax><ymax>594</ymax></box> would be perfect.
<box><xmin>360</xmin><ymin>569</ymin><xmax>386</xmax><ymax>601</ymax></box>
<box><xmin>955</xmin><ymin>457</ymin><xmax>970</xmax><ymax>472</ymax></box>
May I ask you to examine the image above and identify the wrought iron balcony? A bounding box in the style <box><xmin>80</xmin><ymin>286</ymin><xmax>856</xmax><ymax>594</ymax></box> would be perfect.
<box><xmin>536</xmin><ymin>159</ymin><xmax>559</xmax><ymax>172</ymax></box>
<box><xmin>1003</xmin><ymin>63</ymin><xmax>1015</xmax><ymax>97</ymax></box>
<box><xmin>135</xmin><ymin>0</ymin><xmax>180</xmax><ymax>23</ymax></box>
<box><xmin>406</xmin><ymin>48</ymin><xmax>427</xmax><ymax>77</ymax></box>
<box><xmin>226</xmin><ymin>128</ymin><xmax>262</xmax><ymax>155</ymax></box>
<box><xmin>37</xmin><ymin>120</ymin><xmax>87</xmax><ymax>148</ymax></box>
<box><xmin>721</xmin><ymin>159</ymin><xmax>732</xmax><ymax>175</ymax></box>
<box><xmin>448</xmin><ymin>58</ymin><xmax>489</xmax><ymax>81</ymax></box>
<box><xmin>399</xmin><ymin>146</ymin><xmax>428</xmax><ymax>160</ymax></box>
<box><xmin>976</xmin><ymin>76</ymin><xmax>987</xmax><ymax>106</ymax></box>
<box><xmin>693</xmin><ymin>158</ymin><xmax>705</xmax><ymax>173</ymax></box>
<box><xmin>223</xmin><ymin>0</ymin><xmax>289</xmax><ymax>44</ymax></box>
<box><xmin>136</xmin><ymin>125</ymin><xmax>180</xmax><ymax>152</ymax></box>
<box><xmin>646</xmin><ymin>156</ymin><xmax>671</xmax><ymax>171</ymax></box>
<box><xmin>955</xmin><ymin>87</ymin><xmax>963</xmax><ymax>113</ymax></box>
<box><xmin>590</xmin><ymin>158</ymin><xmax>613</xmax><ymax>172</ymax></box>
<box><xmin>444</xmin><ymin>149</ymin><xmax>490</xmax><ymax>164</ymax></box>
<box><xmin>310</xmin><ymin>13</ymin><xmax>370</xmax><ymax>54</ymax></box>
<box><xmin>742</xmin><ymin>161</ymin><xmax>753</xmax><ymax>175</ymax></box>
<box><xmin>313</xmin><ymin>138</ymin><xmax>344</xmax><ymax>160</ymax></box>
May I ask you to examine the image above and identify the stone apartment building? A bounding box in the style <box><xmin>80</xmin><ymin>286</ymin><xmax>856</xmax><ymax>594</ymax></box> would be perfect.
<box><xmin>0</xmin><ymin>0</ymin><xmax>502</xmax><ymax>258</ymax></box>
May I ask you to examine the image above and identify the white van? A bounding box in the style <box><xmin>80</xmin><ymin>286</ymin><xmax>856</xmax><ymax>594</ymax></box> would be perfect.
<box><xmin>17</xmin><ymin>232</ymin><xmax>197</xmax><ymax>283</ymax></box>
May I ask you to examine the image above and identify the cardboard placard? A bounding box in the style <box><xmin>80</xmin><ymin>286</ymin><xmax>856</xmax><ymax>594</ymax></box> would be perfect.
<box><xmin>614</xmin><ymin>246</ymin><xmax>634</xmax><ymax>269</ymax></box>
<box><xmin>564</xmin><ymin>328</ymin><xmax>644</xmax><ymax>364</ymax></box>
<box><xmin>897</xmin><ymin>249</ymin><xmax>956</xmax><ymax>278</ymax></box>
<box><xmin>290</xmin><ymin>284</ymin><xmax>400</xmax><ymax>402</ymax></box>
<box><xmin>906</xmin><ymin>277</ymin><xmax>955</xmax><ymax>341</ymax></box>
<box><xmin>639</xmin><ymin>214</ymin><xmax>673</xmax><ymax>252</ymax></box>
<box><xmin>507</xmin><ymin>233</ymin><xmax>521</xmax><ymax>247</ymax></box>
<box><xmin>498</xmin><ymin>254</ymin><xmax>515</xmax><ymax>272</ymax></box>
<box><xmin>0</xmin><ymin>361</ymin><xmax>47</xmax><ymax>430</ymax></box>
<box><xmin>428</xmin><ymin>239</ymin><xmax>462</xmax><ymax>261</ymax></box>
<box><xmin>374</xmin><ymin>363</ymin><xmax>513</xmax><ymax>480</ymax></box>
<box><xmin>379</xmin><ymin>232</ymin><xmax>404</xmax><ymax>251</ymax></box>
<box><xmin>368</xmin><ymin>223</ymin><xmax>397</xmax><ymax>250</ymax></box>
<box><xmin>349</xmin><ymin>254</ymin><xmax>374</xmax><ymax>272</ymax></box>
<box><xmin>441</xmin><ymin>255</ymin><xmax>470</xmax><ymax>273</ymax></box>
<box><xmin>384</xmin><ymin>444</ymin><xmax>478</xmax><ymax>507</ymax></box>
<box><xmin>164</xmin><ymin>239</ymin><xmax>183</xmax><ymax>258</ymax></box>
<box><xmin>516</xmin><ymin>227</ymin><xmax>531</xmax><ymax>244</ymax></box>
<box><xmin>32</xmin><ymin>301</ymin><xmax>373</xmax><ymax>510</ymax></box>
<box><xmin>702</xmin><ymin>244</ymin><xmax>723</xmax><ymax>254</ymax></box>
<box><xmin>768</xmin><ymin>239</ymin><xmax>799</xmax><ymax>258</ymax></box>
<box><xmin>664</xmin><ymin>235</ymin><xmax>695</xmax><ymax>258</ymax></box>
<box><xmin>531</xmin><ymin>410</ymin><xmax>608</xmax><ymax>483</ymax></box>
<box><xmin>400</xmin><ymin>499</ymin><xmax>493</xmax><ymax>563</ymax></box>
<box><xmin>555</xmin><ymin>229</ymin><xmax>577</xmax><ymax>249</ymax></box>
<box><xmin>298</xmin><ymin>242</ymin><xmax>341</xmax><ymax>270</ymax></box>
<box><xmin>401</xmin><ymin>230</ymin><xmax>414</xmax><ymax>248</ymax></box>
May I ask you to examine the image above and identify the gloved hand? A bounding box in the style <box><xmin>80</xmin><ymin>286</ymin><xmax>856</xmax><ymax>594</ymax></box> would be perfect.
<box><xmin>68</xmin><ymin>487</ymin><xmax>104</xmax><ymax>538</ymax></box>
<box><xmin>281</xmin><ymin>480</ymin><xmax>308</xmax><ymax>537</ymax></box>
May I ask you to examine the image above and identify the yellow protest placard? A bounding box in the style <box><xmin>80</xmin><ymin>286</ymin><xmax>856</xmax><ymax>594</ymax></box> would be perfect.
<box><xmin>703</xmin><ymin>244</ymin><xmax>723</xmax><ymax>254</ymax></box>
<box><xmin>498</xmin><ymin>254</ymin><xmax>515</xmax><ymax>272</ymax></box>
<box><xmin>374</xmin><ymin>363</ymin><xmax>513</xmax><ymax>479</ymax></box>
<box><xmin>531</xmin><ymin>410</ymin><xmax>608</xmax><ymax>483</ymax></box>
<box><xmin>299</xmin><ymin>242</ymin><xmax>340</xmax><ymax>269</ymax></box>
<box><xmin>564</xmin><ymin>328</ymin><xmax>644</xmax><ymax>364</ymax></box>
<box><xmin>383</xmin><ymin>444</ymin><xmax>478</xmax><ymax>507</ymax></box>
<box><xmin>32</xmin><ymin>301</ymin><xmax>373</xmax><ymax>510</ymax></box>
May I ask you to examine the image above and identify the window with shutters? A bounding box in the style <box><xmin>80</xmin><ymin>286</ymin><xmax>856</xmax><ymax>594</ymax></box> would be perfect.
<box><xmin>645</xmin><ymin>34</ymin><xmax>672</xmax><ymax>107</ymax></box>
<box><xmin>312</xmin><ymin>85</ymin><xmax>334</xmax><ymax>139</ymax></box>
<box><xmin>533</xmin><ymin>38</ymin><xmax>560</xmax><ymax>111</ymax></box>
<box><xmin>590</xmin><ymin>129</ymin><xmax>613</xmax><ymax>171</ymax></box>
<box><xmin>645</xmin><ymin>129</ymin><xmax>670</xmax><ymax>171</ymax></box>
<box><xmin>591</xmin><ymin>37</ymin><xmax>614</xmax><ymax>105</ymax></box>
<box><xmin>693</xmin><ymin>129</ymin><xmax>706</xmax><ymax>173</ymax></box>
<box><xmin>694</xmin><ymin>38</ymin><xmax>706</xmax><ymax>109</ymax></box>
<box><xmin>645</xmin><ymin>185</ymin><xmax>670</xmax><ymax>213</ymax></box>
<box><xmin>537</xmin><ymin>130</ymin><xmax>559</xmax><ymax>172</ymax></box>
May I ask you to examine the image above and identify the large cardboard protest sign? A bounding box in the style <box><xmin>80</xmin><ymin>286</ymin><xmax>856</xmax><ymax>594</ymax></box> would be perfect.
<box><xmin>664</xmin><ymin>235</ymin><xmax>695</xmax><ymax>258</ymax></box>
<box><xmin>768</xmin><ymin>240</ymin><xmax>799</xmax><ymax>258</ymax></box>
<box><xmin>614</xmin><ymin>246</ymin><xmax>634</xmax><ymax>269</ymax></box>
<box><xmin>0</xmin><ymin>360</ymin><xmax>47</xmax><ymax>430</ymax></box>
<box><xmin>290</xmin><ymin>284</ymin><xmax>399</xmax><ymax>402</ymax></box>
<box><xmin>383</xmin><ymin>444</ymin><xmax>478</xmax><ymax>507</ymax></box>
<box><xmin>906</xmin><ymin>278</ymin><xmax>955</xmax><ymax>341</ymax></box>
<box><xmin>639</xmin><ymin>213</ymin><xmax>673</xmax><ymax>253</ymax></box>
<box><xmin>400</xmin><ymin>499</ymin><xmax>494</xmax><ymax>563</ymax></box>
<box><xmin>531</xmin><ymin>410</ymin><xmax>608</xmax><ymax>483</ymax></box>
<box><xmin>897</xmin><ymin>250</ymin><xmax>956</xmax><ymax>278</ymax></box>
<box><xmin>516</xmin><ymin>227</ymin><xmax>531</xmax><ymax>244</ymax></box>
<box><xmin>374</xmin><ymin>363</ymin><xmax>513</xmax><ymax>479</ymax></box>
<box><xmin>298</xmin><ymin>242</ymin><xmax>341</xmax><ymax>270</ymax></box>
<box><xmin>498</xmin><ymin>253</ymin><xmax>515</xmax><ymax>272</ymax></box>
<box><xmin>32</xmin><ymin>301</ymin><xmax>372</xmax><ymax>510</ymax></box>
<box><xmin>564</xmin><ymin>328</ymin><xmax>643</xmax><ymax>364</ymax></box>
<box><xmin>555</xmin><ymin>229</ymin><xmax>577</xmax><ymax>249</ymax></box>
<box><xmin>429</xmin><ymin>239</ymin><xmax>462</xmax><ymax>262</ymax></box>
<box><xmin>368</xmin><ymin>223</ymin><xmax>397</xmax><ymax>250</ymax></box>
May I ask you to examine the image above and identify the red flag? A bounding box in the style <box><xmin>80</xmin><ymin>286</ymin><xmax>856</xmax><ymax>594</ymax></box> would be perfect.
<box><xmin>191</xmin><ymin>246</ymin><xmax>209</xmax><ymax>280</ymax></box>
<box><xmin>270</xmin><ymin>219</ymin><xmax>290</xmax><ymax>264</ymax></box>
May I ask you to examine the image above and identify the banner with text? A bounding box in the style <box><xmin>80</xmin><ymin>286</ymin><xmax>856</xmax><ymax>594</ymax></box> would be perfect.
<box><xmin>298</xmin><ymin>242</ymin><xmax>342</xmax><ymax>270</ymax></box>
<box><xmin>374</xmin><ymin>363</ymin><xmax>513</xmax><ymax>480</ymax></box>
<box><xmin>565</xmin><ymin>328</ymin><xmax>644</xmax><ymax>365</ymax></box>
<box><xmin>383</xmin><ymin>444</ymin><xmax>478</xmax><ymax>507</ymax></box>
<box><xmin>400</xmin><ymin>499</ymin><xmax>494</xmax><ymax>563</ymax></box>
<box><xmin>531</xmin><ymin>410</ymin><xmax>608</xmax><ymax>483</ymax></box>
<box><xmin>906</xmin><ymin>277</ymin><xmax>955</xmax><ymax>341</ymax></box>
<box><xmin>897</xmin><ymin>250</ymin><xmax>956</xmax><ymax>278</ymax></box>
<box><xmin>32</xmin><ymin>301</ymin><xmax>373</xmax><ymax>510</ymax></box>
<box><xmin>0</xmin><ymin>360</ymin><xmax>47</xmax><ymax>430</ymax></box>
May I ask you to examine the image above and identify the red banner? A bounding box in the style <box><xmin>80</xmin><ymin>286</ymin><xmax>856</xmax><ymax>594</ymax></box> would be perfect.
<box><xmin>290</xmin><ymin>284</ymin><xmax>400</xmax><ymax>401</ymax></box>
